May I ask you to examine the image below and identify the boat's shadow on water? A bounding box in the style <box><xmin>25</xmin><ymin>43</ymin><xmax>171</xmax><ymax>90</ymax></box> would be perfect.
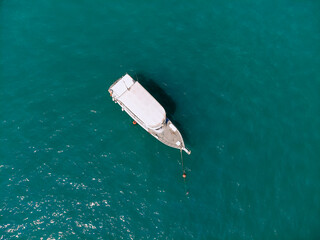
<box><xmin>135</xmin><ymin>73</ymin><xmax>190</xmax><ymax>143</ymax></box>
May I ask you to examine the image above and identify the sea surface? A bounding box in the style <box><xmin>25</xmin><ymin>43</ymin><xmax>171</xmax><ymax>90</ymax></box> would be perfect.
<box><xmin>1</xmin><ymin>0</ymin><xmax>320</xmax><ymax>239</ymax></box>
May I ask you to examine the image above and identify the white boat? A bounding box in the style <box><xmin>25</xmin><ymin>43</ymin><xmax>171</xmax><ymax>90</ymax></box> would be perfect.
<box><xmin>108</xmin><ymin>74</ymin><xmax>191</xmax><ymax>155</ymax></box>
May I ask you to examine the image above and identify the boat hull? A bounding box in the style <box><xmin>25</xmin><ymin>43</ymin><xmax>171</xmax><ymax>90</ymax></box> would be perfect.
<box><xmin>108</xmin><ymin>74</ymin><xmax>191</xmax><ymax>155</ymax></box>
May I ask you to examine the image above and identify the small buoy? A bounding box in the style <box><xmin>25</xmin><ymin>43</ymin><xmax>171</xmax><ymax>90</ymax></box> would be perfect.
<box><xmin>182</xmin><ymin>172</ymin><xmax>187</xmax><ymax>178</ymax></box>
<box><xmin>133</xmin><ymin>121</ymin><xmax>137</xmax><ymax>125</ymax></box>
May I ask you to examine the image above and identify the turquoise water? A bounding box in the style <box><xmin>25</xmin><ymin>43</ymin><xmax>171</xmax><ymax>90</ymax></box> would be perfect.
<box><xmin>1</xmin><ymin>0</ymin><xmax>320</xmax><ymax>239</ymax></box>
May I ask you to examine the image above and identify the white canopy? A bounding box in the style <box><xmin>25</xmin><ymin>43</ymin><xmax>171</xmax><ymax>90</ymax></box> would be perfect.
<box><xmin>112</xmin><ymin>75</ymin><xmax>166</xmax><ymax>129</ymax></box>
<box><xmin>110</xmin><ymin>74</ymin><xmax>135</xmax><ymax>98</ymax></box>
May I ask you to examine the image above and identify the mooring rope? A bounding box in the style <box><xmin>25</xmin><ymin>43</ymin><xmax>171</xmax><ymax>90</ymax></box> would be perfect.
<box><xmin>180</xmin><ymin>148</ymin><xmax>189</xmax><ymax>196</ymax></box>
<box><xmin>180</xmin><ymin>148</ymin><xmax>184</xmax><ymax>171</ymax></box>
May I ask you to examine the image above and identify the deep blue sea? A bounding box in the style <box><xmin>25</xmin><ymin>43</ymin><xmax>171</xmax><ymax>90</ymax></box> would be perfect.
<box><xmin>1</xmin><ymin>0</ymin><xmax>320</xmax><ymax>239</ymax></box>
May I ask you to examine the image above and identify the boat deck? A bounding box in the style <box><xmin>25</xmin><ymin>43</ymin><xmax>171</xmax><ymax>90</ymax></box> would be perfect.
<box><xmin>149</xmin><ymin>120</ymin><xmax>190</xmax><ymax>154</ymax></box>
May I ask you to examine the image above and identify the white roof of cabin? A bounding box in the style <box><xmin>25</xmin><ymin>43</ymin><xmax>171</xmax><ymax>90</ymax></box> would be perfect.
<box><xmin>110</xmin><ymin>74</ymin><xmax>135</xmax><ymax>98</ymax></box>
<box><xmin>112</xmin><ymin>75</ymin><xmax>166</xmax><ymax>129</ymax></box>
